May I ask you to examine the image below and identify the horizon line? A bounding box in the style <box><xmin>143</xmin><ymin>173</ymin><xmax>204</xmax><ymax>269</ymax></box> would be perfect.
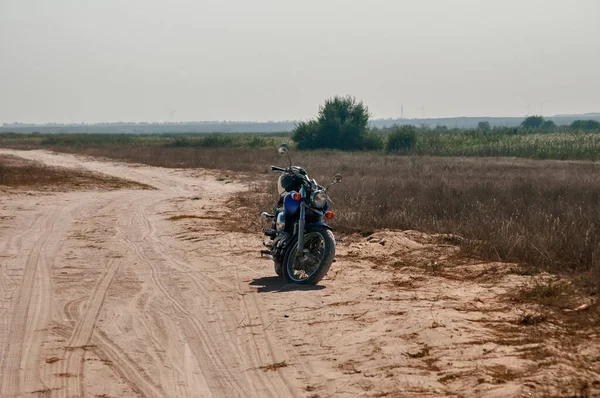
<box><xmin>3</xmin><ymin>112</ymin><xmax>600</xmax><ymax>126</ymax></box>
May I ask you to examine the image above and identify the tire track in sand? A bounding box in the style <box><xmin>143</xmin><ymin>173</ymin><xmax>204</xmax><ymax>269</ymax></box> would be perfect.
<box><xmin>120</xmin><ymin>206</ymin><xmax>246</xmax><ymax>396</ymax></box>
<box><xmin>138</xmin><ymin>198</ymin><xmax>299</xmax><ymax>398</ymax></box>
<box><xmin>137</xmin><ymin>209</ymin><xmax>281</xmax><ymax>397</ymax></box>
<box><xmin>52</xmin><ymin>323</ymin><xmax>162</xmax><ymax>398</ymax></box>
<box><xmin>0</xmin><ymin>214</ymin><xmax>40</xmax><ymax>354</ymax></box>
<box><xmin>53</xmin><ymin>193</ymin><xmax>165</xmax><ymax>398</ymax></box>
<box><xmin>59</xmin><ymin>258</ymin><xmax>123</xmax><ymax>398</ymax></box>
<box><xmin>0</xmin><ymin>207</ymin><xmax>59</xmax><ymax>396</ymax></box>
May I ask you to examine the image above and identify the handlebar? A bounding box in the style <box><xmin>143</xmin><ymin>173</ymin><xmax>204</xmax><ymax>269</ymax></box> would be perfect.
<box><xmin>271</xmin><ymin>165</ymin><xmax>322</xmax><ymax>190</ymax></box>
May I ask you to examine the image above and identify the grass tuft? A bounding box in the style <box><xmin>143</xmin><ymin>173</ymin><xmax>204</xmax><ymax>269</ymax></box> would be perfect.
<box><xmin>258</xmin><ymin>361</ymin><xmax>288</xmax><ymax>372</ymax></box>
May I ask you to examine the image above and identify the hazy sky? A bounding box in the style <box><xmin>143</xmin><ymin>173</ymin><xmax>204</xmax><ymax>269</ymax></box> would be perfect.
<box><xmin>1</xmin><ymin>0</ymin><xmax>599</xmax><ymax>123</ymax></box>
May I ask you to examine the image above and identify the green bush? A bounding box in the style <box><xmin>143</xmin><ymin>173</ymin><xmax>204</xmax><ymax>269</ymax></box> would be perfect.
<box><xmin>165</xmin><ymin>134</ymin><xmax>275</xmax><ymax>148</ymax></box>
<box><xmin>571</xmin><ymin>120</ymin><xmax>600</xmax><ymax>131</ymax></box>
<box><xmin>541</xmin><ymin>120</ymin><xmax>556</xmax><ymax>130</ymax></box>
<box><xmin>521</xmin><ymin>115</ymin><xmax>545</xmax><ymax>129</ymax></box>
<box><xmin>478</xmin><ymin>121</ymin><xmax>491</xmax><ymax>131</ymax></box>
<box><xmin>291</xmin><ymin>120</ymin><xmax>321</xmax><ymax>149</ymax></box>
<box><xmin>520</xmin><ymin>116</ymin><xmax>556</xmax><ymax>132</ymax></box>
<box><xmin>292</xmin><ymin>96</ymin><xmax>372</xmax><ymax>150</ymax></box>
<box><xmin>363</xmin><ymin>131</ymin><xmax>385</xmax><ymax>151</ymax></box>
<box><xmin>386</xmin><ymin>125</ymin><xmax>417</xmax><ymax>152</ymax></box>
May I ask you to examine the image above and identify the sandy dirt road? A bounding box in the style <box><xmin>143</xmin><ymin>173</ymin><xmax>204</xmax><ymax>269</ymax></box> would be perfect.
<box><xmin>0</xmin><ymin>150</ymin><xmax>598</xmax><ymax>398</ymax></box>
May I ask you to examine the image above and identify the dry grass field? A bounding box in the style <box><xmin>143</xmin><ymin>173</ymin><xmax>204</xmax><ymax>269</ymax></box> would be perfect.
<box><xmin>0</xmin><ymin>153</ymin><xmax>150</xmax><ymax>192</ymax></box>
<box><xmin>8</xmin><ymin>144</ymin><xmax>598</xmax><ymax>294</ymax></box>
<box><xmin>1</xmin><ymin>149</ymin><xmax>598</xmax><ymax>397</ymax></box>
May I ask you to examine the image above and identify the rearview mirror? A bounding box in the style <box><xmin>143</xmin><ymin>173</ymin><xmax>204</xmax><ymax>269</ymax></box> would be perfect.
<box><xmin>278</xmin><ymin>143</ymin><xmax>288</xmax><ymax>155</ymax></box>
<box><xmin>325</xmin><ymin>174</ymin><xmax>342</xmax><ymax>193</ymax></box>
<box><xmin>278</xmin><ymin>143</ymin><xmax>292</xmax><ymax>166</ymax></box>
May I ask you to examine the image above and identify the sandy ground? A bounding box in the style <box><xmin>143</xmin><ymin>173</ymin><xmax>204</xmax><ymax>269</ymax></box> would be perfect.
<box><xmin>0</xmin><ymin>149</ymin><xmax>598</xmax><ymax>398</ymax></box>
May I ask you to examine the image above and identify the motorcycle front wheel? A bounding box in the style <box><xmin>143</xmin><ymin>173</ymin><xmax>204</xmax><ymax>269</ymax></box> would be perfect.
<box><xmin>283</xmin><ymin>227</ymin><xmax>335</xmax><ymax>285</ymax></box>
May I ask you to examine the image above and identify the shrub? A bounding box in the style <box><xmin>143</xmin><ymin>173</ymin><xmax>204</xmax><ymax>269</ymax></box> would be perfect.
<box><xmin>541</xmin><ymin>120</ymin><xmax>556</xmax><ymax>130</ymax></box>
<box><xmin>571</xmin><ymin>120</ymin><xmax>600</xmax><ymax>131</ymax></box>
<box><xmin>292</xmin><ymin>96</ymin><xmax>371</xmax><ymax>150</ymax></box>
<box><xmin>386</xmin><ymin>125</ymin><xmax>417</xmax><ymax>152</ymax></box>
<box><xmin>478</xmin><ymin>121</ymin><xmax>491</xmax><ymax>131</ymax></box>
<box><xmin>521</xmin><ymin>115</ymin><xmax>545</xmax><ymax>129</ymax></box>
<box><xmin>292</xmin><ymin>120</ymin><xmax>321</xmax><ymax>150</ymax></box>
<box><xmin>363</xmin><ymin>131</ymin><xmax>385</xmax><ymax>151</ymax></box>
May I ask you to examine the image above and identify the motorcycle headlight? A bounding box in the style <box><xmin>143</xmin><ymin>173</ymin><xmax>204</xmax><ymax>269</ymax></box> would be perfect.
<box><xmin>311</xmin><ymin>191</ymin><xmax>328</xmax><ymax>209</ymax></box>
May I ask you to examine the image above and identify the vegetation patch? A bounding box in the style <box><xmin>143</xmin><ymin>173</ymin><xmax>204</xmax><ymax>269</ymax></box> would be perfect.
<box><xmin>520</xmin><ymin>281</ymin><xmax>573</xmax><ymax>305</ymax></box>
<box><xmin>438</xmin><ymin>374</ymin><xmax>460</xmax><ymax>383</ymax></box>
<box><xmin>64</xmin><ymin>344</ymin><xmax>97</xmax><ymax>351</ymax></box>
<box><xmin>258</xmin><ymin>360</ymin><xmax>288</xmax><ymax>372</ymax></box>
<box><xmin>292</xmin><ymin>96</ymin><xmax>377</xmax><ymax>151</ymax></box>
<box><xmin>386</xmin><ymin>125</ymin><xmax>417</xmax><ymax>152</ymax></box>
<box><xmin>407</xmin><ymin>346</ymin><xmax>430</xmax><ymax>359</ymax></box>
<box><xmin>31</xmin><ymin>387</ymin><xmax>61</xmax><ymax>394</ymax></box>
<box><xmin>168</xmin><ymin>214</ymin><xmax>221</xmax><ymax>221</ymax></box>
<box><xmin>0</xmin><ymin>154</ymin><xmax>150</xmax><ymax>191</ymax></box>
<box><xmin>3</xmin><ymin>128</ymin><xmax>600</xmax><ymax>293</ymax></box>
<box><xmin>516</xmin><ymin>312</ymin><xmax>547</xmax><ymax>326</ymax></box>
<box><xmin>509</xmin><ymin>266</ymin><xmax>539</xmax><ymax>276</ymax></box>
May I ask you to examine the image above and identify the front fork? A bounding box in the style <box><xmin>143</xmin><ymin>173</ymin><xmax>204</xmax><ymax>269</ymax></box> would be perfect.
<box><xmin>296</xmin><ymin>185</ymin><xmax>308</xmax><ymax>255</ymax></box>
<box><xmin>297</xmin><ymin>201</ymin><xmax>306</xmax><ymax>255</ymax></box>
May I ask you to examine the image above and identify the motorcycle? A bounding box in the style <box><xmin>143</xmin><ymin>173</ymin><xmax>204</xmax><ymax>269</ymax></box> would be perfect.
<box><xmin>260</xmin><ymin>144</ymin><xmax>342</xmax><ymax>285</ymax></box>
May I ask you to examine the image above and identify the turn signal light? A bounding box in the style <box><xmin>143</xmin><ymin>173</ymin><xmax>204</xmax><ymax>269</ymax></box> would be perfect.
<box><xmin>325</xmin><ymin>211</ymin><xmax>334</xmax><ymax>220</ymax></box>
<box><xmin>292</xmin><ymin>192</ymin><xmax>301</xmax><ymax>201</ymax></box>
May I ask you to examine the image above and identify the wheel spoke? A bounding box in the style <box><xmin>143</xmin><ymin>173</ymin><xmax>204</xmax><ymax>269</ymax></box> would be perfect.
<box><xmin>289</xmin><ymin>232</ymin><xmax>326</xmax><ymax>282</ymax></box>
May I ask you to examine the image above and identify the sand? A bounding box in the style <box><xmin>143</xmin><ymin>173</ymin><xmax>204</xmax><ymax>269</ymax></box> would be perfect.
<box><xmin>0</xmin><ymin>149</ymin><xmax>598</xmax><ymax>397</ymax></box>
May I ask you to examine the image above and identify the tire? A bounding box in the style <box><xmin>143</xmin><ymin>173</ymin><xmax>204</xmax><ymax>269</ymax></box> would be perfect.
<box><xmin>283</xmin><ymin>227</ymin><xmax>335</xmax><ymax>285</ymax></box>
<box><xmin>274</xmin><ymin>260</ymin><xmax>283</xmax><ymax>277</ymax></box>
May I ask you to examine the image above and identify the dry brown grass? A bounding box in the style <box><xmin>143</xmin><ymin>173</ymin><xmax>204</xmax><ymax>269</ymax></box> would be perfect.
<box><xmin>0</xmin><ymin>154</ymin><xmax>151</xmax><ymax>191</ymax></box>
<box><xmin>258</xmin><ymin>360</ymin><xmax>288</xmax><ymax>372</ymax></box>
<box><xmin>3</xmin><ymin>146</ymin><xmax>600</xmax><ymax>292</ymax></box>
<box><xmin>168</xmin><ymin>214</ymin><xmax>221</xmax><ymax>221</ymax></box>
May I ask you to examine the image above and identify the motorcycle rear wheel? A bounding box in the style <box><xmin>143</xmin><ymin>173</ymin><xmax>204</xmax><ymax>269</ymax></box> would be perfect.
<box><xmin>283</xmin><ymin>227</ymin><xmax>335</xmax><ymax>285</ymax></box>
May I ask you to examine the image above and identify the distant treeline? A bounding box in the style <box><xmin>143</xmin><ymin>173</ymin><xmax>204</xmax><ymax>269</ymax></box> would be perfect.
<box><xmin>2</xmin><ymin>113</ymin><xmax>600</xmax><ymax>134</ymax></box>
<box><xmin>0</xmin><ymin>121</ymin><xmax>297</xmax><ymax>134</ymax></box>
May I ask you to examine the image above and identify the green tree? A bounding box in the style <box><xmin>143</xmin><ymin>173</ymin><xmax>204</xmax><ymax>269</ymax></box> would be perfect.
<box><xmin>363</xmin><ymin>130</ymin><xmax>385</xmax><ymax>151</ymax></box>
<box><xmin>386</xmin><ymin>125</ymin><xmax>417</xmax><ymax>152</ymax></box>
<box><xmin>571</xmin><ymin>120</ymin><xmax>600</xmax><ymax>131</ymax></box>
<box><xmin>292</xmin><ymin>96</ymin><xmax>371</xmax><ymax>150</ymax></box>
<box><xmin>290</xmin><ymin>120</ymin><xmax>320</xmax><ymax>149</ymax></box>
<box><xmin>521</xmin><ymin>115</ymin><xmax>545</xmax><ymax>129</ymax></box>
<box><xmin>541</xmin><ymin>120</ymin><xmax>556</xmax><ymax>130</ymax></box>
<box><xmin>478</xmin><ymin>121</ymin><xmax>491</xmax><ymax>131</ymax></box>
